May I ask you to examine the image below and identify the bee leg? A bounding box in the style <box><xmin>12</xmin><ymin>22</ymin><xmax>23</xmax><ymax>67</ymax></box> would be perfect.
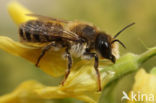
<box><xmin>36</xmin><ymin>42</ymin><xmax>55</xmax><ymax>67</ymax></box>
<box><xmin>83</xmin><ymin>52</ymin><xmax>101</xmax><ymax>91</ymax></box>
<box><xmin>94</xmin><ymin>54</ymin><xmax>102</xmax><ymax>92</ymax></box>
<box><xmin>61</xmin><ymin>48</ymin><xmax>72</xmax><ymax>86</ymax></box>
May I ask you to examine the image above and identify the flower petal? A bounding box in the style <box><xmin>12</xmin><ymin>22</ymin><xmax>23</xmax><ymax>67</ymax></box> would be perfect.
<box><xmin>0</xmin><ymin>36</ymin><xmax>66</xmax><ymax>77</ymax></box>
<box><xmin>0</xmin><ymin>79</ymin><xmax>100</xmax><ymax>103</ymax></box>
<box><xmin>8</xmin><ymin>2</ymin><xmax>36</xmax><ymax>25</ymax></box>
<box><xmin>35</xmin><ymin>61</ymin><xmax>103</xmax><ymax>103</ymax></box>
<box><xmin>127</xmin><ymin>69</ymin><xmax>156</xmax><ymax>102</ymax></box>
<box><xmin>0</xmin><ymin>80</ymin><xmax>47</xmax><ymax>103</ymax></box>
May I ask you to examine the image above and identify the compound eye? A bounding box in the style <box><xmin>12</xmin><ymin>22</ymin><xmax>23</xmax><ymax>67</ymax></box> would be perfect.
<box><xmin>95</xmin><ymin>33</ymin><xmax>112</xmax><ymax>58</ymax></box>
<box><xmin>100</xmin><ymin>41</ymin><xmax>110</xmax><ymax>55</ymax></box>
<box><xmin>101</xmin><ymin>41</ymin><xmax>109</xmax><ymax>48</ymax></box>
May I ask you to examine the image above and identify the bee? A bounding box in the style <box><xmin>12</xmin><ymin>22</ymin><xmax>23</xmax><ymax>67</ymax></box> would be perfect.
<box><xmin>19</xmin><ymin>14</ymin><xmax>135</xmax><ymax>91</ymax></box>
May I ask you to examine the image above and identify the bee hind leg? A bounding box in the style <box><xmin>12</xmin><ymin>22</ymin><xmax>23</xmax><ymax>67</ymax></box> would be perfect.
<box><xmin>35</xmin><ymin>42</ymin><xmax>56</xmax><ymax>67</ymax></box>
<box><xmin>61</xmin><ymin>47</ymin><xmax>72</xmax><ymax>86</ymax></box>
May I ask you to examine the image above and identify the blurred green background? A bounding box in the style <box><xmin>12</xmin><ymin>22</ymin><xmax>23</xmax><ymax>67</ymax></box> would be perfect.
<box><xmin>0</xmin><ymin>0</ymin><xmax>155</xmax><ymax>103</ymax></box>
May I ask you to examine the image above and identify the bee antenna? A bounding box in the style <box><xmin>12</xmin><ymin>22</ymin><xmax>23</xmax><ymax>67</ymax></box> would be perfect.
<box><xmin>111</xmin><ymin>39</ymin><xmax>126</xmax><ymax>48</ymax></box>
<box><xmin>113</xmin><ymin>22</ymin><xmax>135</xmax><ymax>39</ymax></box>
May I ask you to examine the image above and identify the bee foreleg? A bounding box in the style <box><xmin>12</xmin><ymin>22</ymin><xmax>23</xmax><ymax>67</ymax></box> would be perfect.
<box><xmin>83</xmin><ymin>52</ymin><xmax>101</xmax><ymax>91</ymax></box>
<box><xmin>35</xmin><ymin>42</ymin><xmax>56</xmax><ymax>67</ymax></box>
<box><xmin>61</xmin><ymin>47</ymin><xmax>72</xmax><ymax>86</ymax></box>
<box><xmin>94</xmin><ymin>54</ymin><xmax>102</xmax><ymax>92</ymax></box>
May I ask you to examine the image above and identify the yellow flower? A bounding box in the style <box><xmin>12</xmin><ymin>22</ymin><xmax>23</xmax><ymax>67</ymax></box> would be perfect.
<box><xmin>127</xmin><ymin>69</ymin><xmax>156</xmax><ymax>103</ymax></box>
<box><xmin>1</xmin><ymin>2</ymin><xmax>105</xmax><ymax>103</ymax></box>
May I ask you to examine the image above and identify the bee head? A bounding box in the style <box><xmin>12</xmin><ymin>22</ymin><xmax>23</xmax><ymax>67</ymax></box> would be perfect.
<box><xmin>95</xmin><ymin>22</ymin><xmax>135</xmax><ymax>63</ymax></box>
<box><xmin>95</xmin><ymin>32</ymin><xmax>116</xmax><ymax>63</ymax></box>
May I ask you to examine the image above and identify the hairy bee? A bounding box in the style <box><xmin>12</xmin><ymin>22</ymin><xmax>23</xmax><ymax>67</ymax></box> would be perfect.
<box><xmin>19</xmin><ymin>14</ymin><xmax>135</xmax><ymax>91</ymax></box>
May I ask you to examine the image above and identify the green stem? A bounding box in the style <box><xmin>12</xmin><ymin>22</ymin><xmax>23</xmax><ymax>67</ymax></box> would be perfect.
<box><xmin>102</xmin><ymin>47</ymin><xmax>156</xmax><ymax>87</ymax></box>
<box><xmin>137</xmin><ymin>47</ymin><xmax>156</xmax><ymax>65</ymax></box>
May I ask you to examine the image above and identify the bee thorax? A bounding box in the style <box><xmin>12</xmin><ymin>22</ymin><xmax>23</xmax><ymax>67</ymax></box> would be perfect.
<box><xmin>70</xmin><ymin>43</ymin><xmax>86</xmax><ymax>58</ymax></box>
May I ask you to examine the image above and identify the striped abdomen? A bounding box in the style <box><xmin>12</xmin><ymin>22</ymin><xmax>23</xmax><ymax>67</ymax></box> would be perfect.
<box><xmin>19</xmin><ymin>20</ymin><xmax>64</xmax><ymax>42</ymax></box>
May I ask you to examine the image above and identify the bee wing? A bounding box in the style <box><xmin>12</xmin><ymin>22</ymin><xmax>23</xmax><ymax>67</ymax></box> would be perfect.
<box><xmin>26</xmin><ymin>14</ymin><xmax>69</xmax><ymax>23</ymax></box>
<box><xmin>47</xmin><ymin>29</ymin><xmax>79</xmax><ymax>41</ymax></box>
<box><xmin>61</xmin><ymin>30</ymin><xmax>80</xmax><ymax>41</ymax></box>
<box><xmin>22</xmin><ymin>18</ymin><xmax>80</xmax><ymax>42</ymax></box>
<box><xmin>26</xmin><ymin>14</ymin><xmax>79</xmax><ymax>41</ymax></box>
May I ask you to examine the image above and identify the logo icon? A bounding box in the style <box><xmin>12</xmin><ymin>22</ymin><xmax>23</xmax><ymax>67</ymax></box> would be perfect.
<box><xmin>121</xmin><ymin>91</ymin><xmax>155</xmax><ymax>102</ymax></box>
<box><xmin>121</xmin><ymin>91</ymin><xmax>130</xmax><ymax>101</ymax></box>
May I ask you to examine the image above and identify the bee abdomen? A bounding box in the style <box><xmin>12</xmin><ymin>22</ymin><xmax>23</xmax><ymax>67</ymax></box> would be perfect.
<box><xmin>19</xmin><ymin>26</ymin><xmax>50</xmax><ymax>42</ymax></box>
<box><xmin>19</xmin><ymin>20</ymin><xmax>64</xmax><ymax>43</ymax></box>
<box><xmin>19</xmin><ymin>27</ymin><xmax>25</xmax><ymax>40</ymax></box>
<box><xmin>25</xmin><ymin>31</ymin><xmax>31</xmax><ymax>41</ymax></box>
